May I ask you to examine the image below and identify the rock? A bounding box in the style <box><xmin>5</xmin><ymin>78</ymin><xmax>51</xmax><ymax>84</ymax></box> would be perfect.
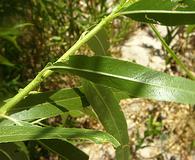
<box><xmin>121</xmin><ymin>26</ymin><xmax>166</xmax><ymax>71</ymax></box>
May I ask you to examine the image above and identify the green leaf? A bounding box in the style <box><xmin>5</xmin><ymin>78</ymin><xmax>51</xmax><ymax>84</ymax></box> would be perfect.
<box><xmin>0</xmin><ymin>87</ymin><xmax>128</xmax><ymax>126</ymax></box>
<box><xmin>87</xmin><ymin>28</ymin><xmax>110</xmax><ymax>56</ymax></box>
<box><xmin>83</xmin><ymin>82</ymin><xmax>131</xmax><ymax>160</ymax></box>
<box><xmin>39</xmin><ymin>139</ymin><xmax>88</xmax><ymax>160</ymax></box>
<box><xmin>48</xmin><ymin>55</ymin><xmax>195</xmax><ymax>105</ymax></box>
<box><xmin>7</xmin><ymin>87</ymin><xmax>90</xmax><ymax>121</ymax></box>
<box><xmin>0</xmin><ymin>126</ymin><xmax>120</xmax><ymax>148</ymax></box>
<box><xmin>0</xmin><ymin>55</ymin><xmax>14</xmax><ymax>67</ymax></box>
<box><xmin>120</xmin><ymin>0</ymin><xmax>195</xmax><ymax>25</ymax></box>
<box><xmin>0</xmin><ymin>142</ymin><xmax>30</xmax><ymax>160</ymax></box>
<box><xmin>86</xmin><ymin>29</ymin><xmax>131</xmax><ymax>159</ymax></box>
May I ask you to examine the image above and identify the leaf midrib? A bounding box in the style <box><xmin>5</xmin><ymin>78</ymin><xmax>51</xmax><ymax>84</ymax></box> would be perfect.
<box><xmin>121</xmin><ymin>10</ymin><xmax>195</xmax><ymax>15</ymax></box>
<box><xmin>89</xmin><ymin>82</ymin><xmax>122</xmax><ymax>143</ymax></box>
<box><xmin>93</xmin><ymin>34</ymin><xmax>107</xmax><ymax>56</ymax></box>
<box><xmin>48</xmin><ymin>66</ymin><xmax>195</xmax><ymax>95</ymax></box>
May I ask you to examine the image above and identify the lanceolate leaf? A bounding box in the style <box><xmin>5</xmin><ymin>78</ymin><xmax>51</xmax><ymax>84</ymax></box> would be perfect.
<box><xmin>0</xmin><ymin>142</ymin><xmax>30</xmax><ymax>160</ymax></box>
<box><xmin>86</xmin><ymin>30</ymin><xmax>131</xmax><ymax>160</ymax></box>
<box><xmin>49</xmin><ymin>55</ymin><xmax>195</xmax><ymax>105</ymax></box>
<box><xmin>83</xmin><ymin>83</ymin><xmax>131</xmax><ymax>160</ymax></box>
<box><xmin>120</xmin><ymin>0</ymin><xmax>195</xmax><ymax>25</ymax></box>
<box><xmin>0</xmin><ymin>87</ymin><xmax>129</xmax><ymax>125</ymax></box>
<box><xmin>39</xmin><ymin>139</ymin><xmax>88</xmax><ymax>160</ymax></box>
<box><xmin>0</xmin><ymin>126</ymin><xmax>120</xmax><ymax>148</ymax></box>
<box><xmin>7</xmin><ymin>87</ymin><xmax>90</xmax><ymax>121</ymax></box>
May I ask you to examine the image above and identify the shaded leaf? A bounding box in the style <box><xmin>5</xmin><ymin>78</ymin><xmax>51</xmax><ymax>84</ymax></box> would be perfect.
<box><xmin>120</xmin><ymin>0</ymin><xmax>195</xmax><ymax>25</ymax></box>
<box><xmin>0</xmin><ymin>126</ymin><xmax>120</xmax><ymax>148</ymax></box>
<box><xmin>39</xmin><ymin>139</ymin><xmax>88</xmax><ymax>160</ymax></box>
<box><xmin>48</xmin><ymin>55</ymin><xmax>195</xmax><ymax>104</ymax></box>
<box><xmin>0</xmin><ymin>87</ymin><xmax>129</xmax><ymax>126</ymax></box>
<box><xmin>0</xmin><ymin>142</ymin><xmax>30</xmax><ymax>160</ymax></box>
<box><xmin>87</xmin><ymin>28</ymin><xmax>110</xmax><ymax>56</ymax></box>
<box><xmin>8</xmin><ymin>87</ymin><xmax>90</xmax><ymax>121</ymax></box>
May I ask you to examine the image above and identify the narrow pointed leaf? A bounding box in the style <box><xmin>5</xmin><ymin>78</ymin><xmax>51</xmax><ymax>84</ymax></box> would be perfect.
<box><xmin>120</xmin><ymin>0</ymin><xmax>195</xmax><ymax>25</ymax></box>
<box><xmin>0</xmin><ymin>126</ymin><xmax>120</xmax><ymax>148</ymax></box>
<box><xmin>83</xmin><ymin>82</ymin><xmax>131</xmax><ymax>159</ymax></box>
<box><xmin>39</xmin><ymin>139</ymin><xmax>88</xmax><ymax>160</ymax></box>
<box><xmin>7</xmin><ymin>87</ymin><xmax>90</xmax><ymax>121</ymax></box>
<box><xmin>0</xmin><ymin>87</ymin><xmax>129</xmax><ymax>126</ymax></box>
<box><xmin>48</xmin><ymin>55</ymin><xmax>195</xmax><ymax>105</ymax></box>
<box><xmin>86</xmin><ymin>31</ymin><xmax>131</xmax><ymax>159</ymax></box>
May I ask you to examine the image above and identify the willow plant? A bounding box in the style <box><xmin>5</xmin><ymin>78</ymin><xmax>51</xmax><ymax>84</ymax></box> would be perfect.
<box><xmin>0</xmin><ymin>0</ymin><xmax>195</xmax><ymax>160</ymax></box>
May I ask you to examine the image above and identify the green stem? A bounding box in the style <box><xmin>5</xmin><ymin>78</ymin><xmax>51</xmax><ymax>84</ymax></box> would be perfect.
<box><xmin>149</xmin><ymin>24</ymin><xmax>195</xmax><ymax>80</ymax></box>
<box><xmin>0</xmin><ymin>11</ymin><xmax>119</xmax><ymax>115</ymax></box>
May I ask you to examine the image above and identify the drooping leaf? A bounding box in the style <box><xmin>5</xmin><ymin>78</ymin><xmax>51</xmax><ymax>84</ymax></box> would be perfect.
<box><xmin>83</xmin><ymin>82</ymin><xmax>131</xmax><ymax>160</ymax></box>
<box><xmin>0</xmin><ymin>126</ymin><xmax>120</xmax><ymax>148</ymax></box>
<box><xmin>0</xmin><ymin>142</ymin><xmax>30</xmax><ymax>160</ymax></box>
<box><xmin>39</xmin><ymin>139</ymin><xmax>88</xmax><ymax>160</ymax></box>
<box><xmin>48</xmin><ymin>55</ymin><xmax>195</xmax><ymax>105</ymax></box>
<box><xmin>86</xmin><ymin>29</ymin><xmax>131</xmax><ymax>159</ymax></box>
<box><xmin>120</xmin><ymin>0</ymin><xmax>195</xmax><ymax>26</ymax></box>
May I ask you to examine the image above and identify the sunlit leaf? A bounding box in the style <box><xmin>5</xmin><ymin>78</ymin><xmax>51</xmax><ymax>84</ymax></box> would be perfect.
<box><xmin>0</xmin><ymin>126</ymin><xmax>120</xmax><ymax>148</ymax></box>
<box><xmin>49</xmin><ymin>55</ymin><xmax>195</xmax><ymax>105</ymax></box>
<box><xmin>120</xmin><ymin>0</ymin><xmax>195</xmax><ymax>25</ymax></box>
<box><xmin>86</xmin><ymin>29</ymin><xmax>131</xmax><ymax>159</ymax></box>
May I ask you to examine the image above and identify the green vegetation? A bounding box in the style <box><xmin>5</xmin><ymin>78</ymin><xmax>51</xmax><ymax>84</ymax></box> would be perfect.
<box><xmin>0</xmin><ymin>0</ymin><xmax>195</xmax><ymax>159</ymax></box>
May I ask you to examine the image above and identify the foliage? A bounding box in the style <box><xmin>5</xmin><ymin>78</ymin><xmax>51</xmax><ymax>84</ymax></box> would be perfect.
<box><xmin>0</xmin><ymin>0</ymin><xmax>195</xmax><ymax>160</ymax></box>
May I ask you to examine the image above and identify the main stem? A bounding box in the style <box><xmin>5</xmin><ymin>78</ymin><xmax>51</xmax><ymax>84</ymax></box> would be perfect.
<box><xmin>0</xmin><ymin>12</ymin><xmax>119</xmax><ymax>115</ymax></box>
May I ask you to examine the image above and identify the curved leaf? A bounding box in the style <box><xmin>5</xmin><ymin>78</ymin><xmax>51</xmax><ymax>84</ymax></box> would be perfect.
<box><xmin>48</xmin><ymin>55</ymin><xmax>195</xmax><ymax>105</ymax></box>
<box><xmin>83</xmin><ymin>82</ymin><xmax>131</xmax><ymax>160</ymax></box>
<box><xmin>0</xmin><ymin>126</ymin><xmax>120</xmax><ymax>148</ymax></box>
<box><xmin>86</xmin><ymin>31</ymin><xmax>131</xmax><ymax>160</ymax></box>
<box><xmin>120</xmin><ymin>0</ymin><xmax>195</xmax><ymax>25</ymax></box>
